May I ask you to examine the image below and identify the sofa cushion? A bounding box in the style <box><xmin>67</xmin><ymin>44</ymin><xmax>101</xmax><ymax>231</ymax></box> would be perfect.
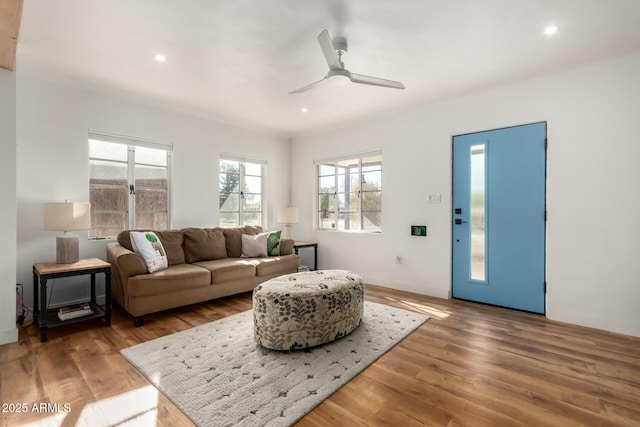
<box><xmin>223</xmin><ymin>226</ymin><xmax>262</xmax><ymax>258</ymax></box>
<box><xmin>118</xmin><ymin>229</ymin><xmax>186</xmax><ymax>265</ymax></box>
<box><xmin>127</xmin><ymin>264</ymin><xmax>211</xmax><ymax>297</ymax></box>
<box><xmin>251</xmin><ymin>255</ymin><xmax>301</xmax><ymax>277</ymax></box>
<box><xmin>183</xmin><ymin>228</ymin><xmax>227</xmax><ymax>263</ymax></box>
<box><xmin>192</xmin><ymin>258</ymin><xmax>257</xmax><ymax>284</ymax></box>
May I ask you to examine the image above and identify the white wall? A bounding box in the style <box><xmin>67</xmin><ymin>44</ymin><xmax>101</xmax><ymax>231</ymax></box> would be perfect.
<box><xmin>16</xmin><ymin>71</ymin><xmax>290</xmax><ymax>313</ymax></box>
<box><xmin>0</xmin><ymin>69</ymin><xmax>19</xmax><ymax>345</ymax></box>
<box><xmin>291</xmin><ymin>52</ymin><xmax>640</xmax><ymax>337</ymax></box>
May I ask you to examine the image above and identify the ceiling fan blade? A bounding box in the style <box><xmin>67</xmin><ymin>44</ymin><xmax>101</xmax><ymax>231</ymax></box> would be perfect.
<box><xmin>317</xmin><ymin>29</ymin><xmax>343</xmax><ymax>70</ymax></box>
<box><xmin>289</xmin><ymin>76</ymin><xmax>328</xmax><ymax>94</ymax></box>
<box><xmin>350</xmin><ymin>73</ymin><xmax>405</xmax><ymax>90</ymax></box>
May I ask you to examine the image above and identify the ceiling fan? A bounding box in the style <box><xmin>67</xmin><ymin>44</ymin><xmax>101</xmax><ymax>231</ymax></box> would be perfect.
<box><xmin>289</xmin><ymin>29</ymin><xmax>405</xmax><ymax>94</ymax></box>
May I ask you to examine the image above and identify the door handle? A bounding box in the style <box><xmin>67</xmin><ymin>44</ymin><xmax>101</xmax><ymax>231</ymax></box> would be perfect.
<box><xmin>454</xmin><ymin>219</ymin><xmax>467</xmax><ymax>225</ymax></box>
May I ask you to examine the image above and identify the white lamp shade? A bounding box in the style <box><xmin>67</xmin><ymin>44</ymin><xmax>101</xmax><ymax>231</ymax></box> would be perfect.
<box><xmin>277</xmin><ymin>207</ymin><xmax>299</xmax><ymax>224</ymax></box>
<box><xmin>43</xmin><ymin>202</ymin><xmax>91</xmax><ymax>231</ymax></box>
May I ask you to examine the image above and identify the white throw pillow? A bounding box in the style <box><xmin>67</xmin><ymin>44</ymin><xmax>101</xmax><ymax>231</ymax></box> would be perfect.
<box><xmin>130</xmin><ymin>231</ymin><xmax>168</xmax><ymax>273</ymax></box>
<box><xmin>241</xmin><ymin>233</ymin><xmax>268</xmax><ymax>258</ymax></box>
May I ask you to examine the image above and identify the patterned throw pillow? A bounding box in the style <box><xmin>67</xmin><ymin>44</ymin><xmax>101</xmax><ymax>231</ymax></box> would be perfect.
<box><xmin>266</xmin><ymin>230</ymin><xmax>281</xmax><ymax>256</ymax></box>
<box><xmin>130</xmin><ymin>231</ymin><xmax>169</xmax><ymax>273</ymax></box>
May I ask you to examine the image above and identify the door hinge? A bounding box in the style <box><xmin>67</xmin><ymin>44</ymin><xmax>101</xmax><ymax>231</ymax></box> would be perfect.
<box><xmin>544</xmin><ymin>281</ymin><xmax>547</xmax><ymax>293</ymax></box>
<box><xmin>544</xmin><ymin>210</ymin><xmax>548</xmax><ymax>221</ymax></box>
<box><xmin>544</xmin><ymin>137</ymin><xmax>548</xmax><ymax>150</ymax></box>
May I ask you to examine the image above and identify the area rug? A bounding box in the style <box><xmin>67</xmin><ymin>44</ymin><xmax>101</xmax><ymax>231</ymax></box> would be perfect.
<box><xmin>120</xmin><ymin>301</ymin><xmax>429</xmax><ymax>427</ymax></box>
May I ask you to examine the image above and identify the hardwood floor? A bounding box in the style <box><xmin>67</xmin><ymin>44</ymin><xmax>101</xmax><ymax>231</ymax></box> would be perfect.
<box><xmin>1</xmin><ymin>285</ymin><xmax>639</xmax><ymax>426</ymax></box>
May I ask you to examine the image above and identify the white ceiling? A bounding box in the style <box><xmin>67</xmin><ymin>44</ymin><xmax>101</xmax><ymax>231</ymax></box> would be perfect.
<box><xmin>16</xmin><ymin>0</ymin><xmax>640</xmax><ymax>136</ymax></box>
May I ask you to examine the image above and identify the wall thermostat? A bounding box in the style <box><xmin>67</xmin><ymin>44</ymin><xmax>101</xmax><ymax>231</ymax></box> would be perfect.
<box><xmin>411</xmin><ymin>225</ymin><xmax>427</xmax><ymax>236</ymax></box>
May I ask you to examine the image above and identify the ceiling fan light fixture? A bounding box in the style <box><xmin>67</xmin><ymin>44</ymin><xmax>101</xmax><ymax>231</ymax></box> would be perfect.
<box><xmin>289</xmin><ymin>29</ymin><xmax>404</xmax><ymax>94</ymax></box>
<box><xmin>328</xmin><ymin>75</ymin><xmax>350</xmax><ymax>86</ymax></box>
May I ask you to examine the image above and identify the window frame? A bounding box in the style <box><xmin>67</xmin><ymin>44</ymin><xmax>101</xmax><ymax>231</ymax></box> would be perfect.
<box><xmin>315</xmin><ymin>150</ymin><xmax>382</xmax><ymax>233</ymax></box>
<box><xmin>219</xmin><ymin>154</ymin><xmax>266</xmax><ymax>228</ymax></box>
<box><xmin>88</xmin><ymin>130</ymin><xmax>173</xmax><ymax>239</ymax></box>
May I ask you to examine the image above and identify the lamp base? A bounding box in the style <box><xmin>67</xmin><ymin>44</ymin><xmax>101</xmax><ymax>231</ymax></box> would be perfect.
<box><xmin>56</xmin><ymin>233</ymin><xmax>79</xmax><ymax>264</ymax></box>
<box><xmin>281</xmin><ymin>224</ymin><xmax>292</xmax><ymax>240</ymax></box>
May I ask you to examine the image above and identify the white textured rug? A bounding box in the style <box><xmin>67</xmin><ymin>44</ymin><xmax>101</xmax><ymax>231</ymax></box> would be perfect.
<box><xmin>121</xmin><ymin>301</ymin><xmax>428</xmax><ymax>427</ymax></box>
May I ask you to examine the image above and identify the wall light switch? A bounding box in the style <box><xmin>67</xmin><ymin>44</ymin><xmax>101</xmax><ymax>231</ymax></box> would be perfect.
<box><xmin>428</xmin><ymin>193</ymin><xmax>442</xmax><ymax>203</ymax></box>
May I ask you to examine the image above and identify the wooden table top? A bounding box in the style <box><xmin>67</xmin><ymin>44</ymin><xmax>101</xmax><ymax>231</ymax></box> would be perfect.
<box><xmin>34</xmin><ymin>258</ymin><xmax>111</xmax><ymax>275</ymax></box>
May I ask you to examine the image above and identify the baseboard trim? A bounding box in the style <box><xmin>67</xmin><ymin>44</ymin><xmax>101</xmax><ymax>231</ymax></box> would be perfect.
<box><xmin>364</xmin><ymin>275</ymin><xmax>451</xmax><ymax>299</ymax></box>
<box><xmin>0</xmin><ymin>326</ymin><xmax>18</xmax><ymax>345</ymax></box>
<box><xmin>546</xmin><ymin>306</ymin><xmax>640</xmax><ymax>338</ymax></box>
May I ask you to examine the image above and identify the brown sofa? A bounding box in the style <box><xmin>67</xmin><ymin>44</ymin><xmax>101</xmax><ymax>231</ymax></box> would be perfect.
<box><xmin>106</xmin><ymin>226</ymin><xmax>299</xmax><ymax>326</ymax></box>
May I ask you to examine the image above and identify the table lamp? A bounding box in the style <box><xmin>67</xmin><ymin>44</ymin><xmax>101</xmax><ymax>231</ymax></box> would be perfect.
<box><xmin>277</xmin><ymin>207</ymin><xmax>299</xmax><ymax>239</ymax></box>
<box><xmin>43</xmin><ymin>201</ymin><xmax>91</xmax><ymax>263</ymax></box>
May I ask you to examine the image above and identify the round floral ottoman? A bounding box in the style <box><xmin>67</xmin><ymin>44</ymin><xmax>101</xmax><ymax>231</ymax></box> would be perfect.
<box><xmin>252</xmin><ymin>269</ymin><xmax>364</xmax><ymax>351</ymax></box>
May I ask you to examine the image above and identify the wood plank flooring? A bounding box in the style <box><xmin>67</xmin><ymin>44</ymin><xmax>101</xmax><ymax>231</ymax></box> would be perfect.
<box><xmin>1</xmin><ymin>284</ymin><xmax>639</xmax><ymax>426</ymax></box>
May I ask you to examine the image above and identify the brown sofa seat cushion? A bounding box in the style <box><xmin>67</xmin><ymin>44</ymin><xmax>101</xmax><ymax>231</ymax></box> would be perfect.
<box><xmin>223</xmin><ymin>226</ymin><xmax>262</xmax><ymax>258</ymax></box>
<box><xmin>251</xmin><ymin>255</ymin><xmax>301</xmax><ymax>277</ymax></box>
<box><xmin>182</xmin><ymin>228</ymin><xmax>227</xmax><ymax>263</ymax></box>
<box><xmin>192</xmin><ymin>258</ymin><xmax>257</xmax><ymax>284</ymax></box>
<box><xmin>127</xmin><ymin>264</ymin><xmax>210</xmax><ymax>297</ymax></box>
<box><xmin>118</xmin><ymin>230</ymin><xmax>186</xmax><ymax>265</ymax></box>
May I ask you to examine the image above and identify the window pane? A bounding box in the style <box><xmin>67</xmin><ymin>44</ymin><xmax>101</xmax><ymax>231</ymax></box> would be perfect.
<box><xmin>89</xmin><ymin>139</ymin><xmax>127</xmax><ymax>162</ymax></box>
<box><xmin>319</xmin><ymin>176</ymin><xmax>335</xmax><ymax>193</ymax></box>
<box><xmin>219</xmin><ymin>172</ymin><xmax>240</xmax><ymax>208</ymax></box>
<box><xmin>242</xmin><ymin>211</ymin><xmax>261</xmax><ymax>226</ymax></box>
<box><xmin>362</xmin><ymin>189</ymin><xmax>382</xmax><ymax>232</ymax></box>
<box><xmin>243</xmin><ymin>176</ymin><xmax>262</xmax><ymax>193</ymax></box>
<box><xmin>220</xmin><ymin>211</ymin><xmax>239</xmax><ymax>227</ymax></box>
<box><xmin>136</xmin><ymin>146</ymin><xmax>167</xmax><ymax>167</ymax></box>
<box><xmin>220</xmin><ymin>160</ymin><xmax>239</xmax><ymax>174</ymax></box>
<box><xmin>90</xmin><ymin>212</ymin><xmax>127</xmax><ymax>239</ymax></box>
<box><xmin>135</xmin><ymin>212</ymin><xmax>168</xmax><ymax>230</ymax></box>
<box><xmin>336</xmin><ymin>212</ymin><xmax>354</xmax><ymax>231</ymax></box>
<box><xmin>90</xmin><ymin>159</ymin><xmax>127</xmax><ymax>181</ymax></box>
<box><xmin>362</xmin><ymin>170</ymin><xmax>381</xmax><ymax>190</ymax></box>
<box><xmin>242</xmin><ymin>194</ymin><xmax>261</xmax><ymax>211</ymax></box>
<box><xmin>319</xmin><ymin>164</ymin><xmax>335</xmax><ymax>176</ymax></box>
<box><xmin>244</xmin><ymin>162</ymin><xmax>262</xmax><ymax>176</ymax></box>
<box><xmin>470</xmin><ymin>144</ymin><xmax>486</xmax><ymax>281</ymax></box>
<box><xmin>220</xmin><ymin>193</ymin><xmax>239</xmax><ymax>211</ymax></box>
<box><xmin>90</xmin><ymin>143</ymin><xmax>128</xmax><ymax>238</ymax></box>
<box><xmin>135</xmin><ymin>150</ymin><xmax>168</xmax><ymax>231</ymax></box>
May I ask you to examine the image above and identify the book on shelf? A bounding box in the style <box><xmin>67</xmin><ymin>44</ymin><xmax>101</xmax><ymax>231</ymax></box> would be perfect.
<box><xmin>58</xmin><ymin>303</ymin><xmax>94</xmax><ymax>321</ymax></box>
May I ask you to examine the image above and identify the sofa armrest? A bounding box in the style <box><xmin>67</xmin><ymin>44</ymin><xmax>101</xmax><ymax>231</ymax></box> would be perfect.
<box><xmin>106</xmin><ymin>242</ymin><xmax>147</xmax><ymax>307</ymax></box>
<box><xmin>280</xmin><ymin>238</ymin><xmax>295</xmax><ymax>256</ymax></box>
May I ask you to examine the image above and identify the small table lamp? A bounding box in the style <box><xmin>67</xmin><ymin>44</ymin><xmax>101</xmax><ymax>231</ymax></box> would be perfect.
<box><xmin>277</xmin><ymin>207</ymin><xmax>299</xmax><ymax>239</ymax></box>
<box><xmin>43</xmin><ymin>202</ymin><xmax>91</xmax><ymax>264</ymax></box>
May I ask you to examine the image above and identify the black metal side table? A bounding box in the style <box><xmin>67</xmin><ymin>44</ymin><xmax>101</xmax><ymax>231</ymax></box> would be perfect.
<box><xmin>293</xmin><ymin>241</ymin><xmax>318</xmax><ymax>271</ymax></box>
<box><xmin>33</xmin><ymin>258</ymin><xmax>111</xmax><ymax>342</ymax></box>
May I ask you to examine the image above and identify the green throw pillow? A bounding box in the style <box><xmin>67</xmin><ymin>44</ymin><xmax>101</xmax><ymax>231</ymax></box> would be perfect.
<box><xmin>267</xmin><ymin>230</ymin><xmax>281</xmax><ymax>256</ymax></box>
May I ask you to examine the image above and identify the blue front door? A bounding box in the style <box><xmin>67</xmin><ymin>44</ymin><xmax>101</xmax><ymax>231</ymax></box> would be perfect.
<box><xmin>452</xmin><ymin>122</ymin><xmax>546</xmax><ymax>313</ymax></box>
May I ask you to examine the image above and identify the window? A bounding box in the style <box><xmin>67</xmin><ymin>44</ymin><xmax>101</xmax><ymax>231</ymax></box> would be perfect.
<box><xmin>219</xmin><ymin>155</ymin><xmax>265</xmax><ymax>227</ymax></box>
<box><xmin>89</xmin><ymin>131</ymin><xmax>172</xmax><ymax>239</ymax></box>
<box><xmin>316</xmin><ymin>151</ymin><xmax>382</xmax><ymax>232</ymax></box>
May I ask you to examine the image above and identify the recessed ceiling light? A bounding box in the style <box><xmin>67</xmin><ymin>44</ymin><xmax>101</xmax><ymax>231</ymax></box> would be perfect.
<box><xmin>301</xmin><ymin>107</ymin><xmax>308</xmax><ymax>113</ymax></box>
<box><xmin>544</xmin><ymin>25</ymin><xmax>559</xmax><ymax>36</ymax></box>
<box><xmin>154</xmin><ymin>53</ymin><xmax>167</xmax><ymax>62</ymax></box>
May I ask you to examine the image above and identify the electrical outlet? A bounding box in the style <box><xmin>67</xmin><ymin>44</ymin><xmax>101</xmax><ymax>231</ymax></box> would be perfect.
<box><xmin>427</xmin><ymin>193</ymin><xmax>442</xmax><ymax>203</ymax></box>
